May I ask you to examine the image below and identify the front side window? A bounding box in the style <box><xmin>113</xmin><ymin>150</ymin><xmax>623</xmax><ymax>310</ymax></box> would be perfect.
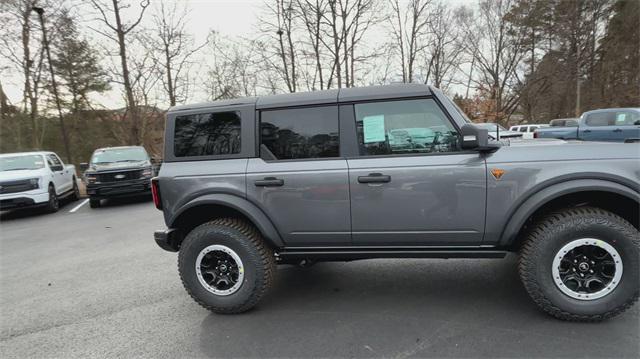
<box><xmin>355</xmin><ymin>99</ymin><xmax>459</xmax><ymax>156</ymax></box>
<box><xmin>260</xmin><ymin>106</ymin><xmax>339</xmax><ymax>160</ymax></box>
<box><xmin>47</xmin><ymin>154</ymin><xmax>62</xmax><ymax>168</ymax></box>
<box><xmin>174</xmin><ymin>111</ymin><xmax>241</xmax><ymax>157</ymax></box>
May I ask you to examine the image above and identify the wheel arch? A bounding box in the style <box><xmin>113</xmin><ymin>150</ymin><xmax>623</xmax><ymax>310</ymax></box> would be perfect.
<box><xmin>499</xmin><ymin>179</ymin><xmax>640</xmax><ymax>249</ymax></box>
<box><xmin>169</xmin><ymin>194</ymin><xmax>284</xmax><ymax>249</ymax></box>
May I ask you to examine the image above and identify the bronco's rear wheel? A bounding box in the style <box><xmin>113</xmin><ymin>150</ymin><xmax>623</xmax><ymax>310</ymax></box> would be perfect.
<box><xmin>178</xmin><ymin>218</ymin><xmax>276</xmax><ymax>314</ymax></box>
<box><xmin>519</xmin><ymin>207</ymin><xmax>639</xmax><ymax>321</ymax></box>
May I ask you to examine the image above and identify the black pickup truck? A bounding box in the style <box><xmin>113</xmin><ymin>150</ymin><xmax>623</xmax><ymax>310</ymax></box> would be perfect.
<box><xmin>80</xmin><ymin>146</ymin><xmax>155</xmax><ymax>208</ymax></box>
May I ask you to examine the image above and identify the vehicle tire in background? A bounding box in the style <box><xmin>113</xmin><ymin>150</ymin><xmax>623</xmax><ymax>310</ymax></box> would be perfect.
<box><xmin>89</xmin><ymin>198</ymin><xmax>100</xmax><ymax>208</ymax></box>
<box><xmin>178</xmin><ymin>218</ymin><xmax>276</xmax><ymax>314</ymax></box>
<box><xmin>71</xmin><ymin>178</ymin><xmax>80</xmax><ymax>201</ymax></box>
<box><xmin>519</xmin><ymin>207</ymin><xmax>639</xmax><ymax>321</ymax></box>
<box><xmin>45</xmin><ymin>185</ymin><xmax>59</xmax><ymax>213</ymax></box>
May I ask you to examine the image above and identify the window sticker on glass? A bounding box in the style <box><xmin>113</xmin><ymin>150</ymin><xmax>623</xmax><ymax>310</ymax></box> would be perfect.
<box><xmin>616</xmin><ymin>113</ymin><xmax>627</xmax><ymax>123</ymax></box>
<box><xmin>363</xmin><ymin>115</ymin><xmax>386</xmax><ymax>143</ymax></box>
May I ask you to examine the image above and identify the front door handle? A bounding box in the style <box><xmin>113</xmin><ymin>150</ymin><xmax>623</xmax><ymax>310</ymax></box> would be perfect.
<box><xmin>583</xmin><ymin>129</ymin><xmax>592</xmax><ymax>133</ymax></box>
<box><xmin>358</xmin><ymin>173</ymin><xmax>391</xmax><ymax>184</ymax></box>
<box><xmin>254</xmin><ymin>177</ymin><xmax>284</xmax><ymax>187</ymax></box>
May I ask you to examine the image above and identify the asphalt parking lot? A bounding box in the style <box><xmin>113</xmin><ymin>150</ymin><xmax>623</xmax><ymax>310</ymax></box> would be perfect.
<box><xmin>1</xmin><ymin>197</ymin><xmax>638</xmax><ymax>358</ymax></box>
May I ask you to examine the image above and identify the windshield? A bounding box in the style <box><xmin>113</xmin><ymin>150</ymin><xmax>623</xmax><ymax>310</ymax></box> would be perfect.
<box><xmin>475</xmin><ymin>123</ymin><xmax>508</xmax><ymax>131</ymax></box>
<box><xmin>91</xmin><ymin>147</ymin><xmax>149</xmax><ymax>164</ymax></box>
<box><xmin>0</xmin><ymin>155</ymin><xmax>46</xmax><ymax>171</ymax></box>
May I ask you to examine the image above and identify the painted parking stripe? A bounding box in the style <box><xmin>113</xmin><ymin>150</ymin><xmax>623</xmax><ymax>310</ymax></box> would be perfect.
<box><xmin>69</xmin><ymin>199</ymin><xmax>89</xmax><ymax>213</ymax></box>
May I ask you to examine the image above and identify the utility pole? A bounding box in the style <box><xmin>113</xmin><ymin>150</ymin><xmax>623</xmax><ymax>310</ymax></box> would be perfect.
<box><xmin>33</xmin><ymin>6</ymin><xmax>73</xmax><ymax>164</ymax></box>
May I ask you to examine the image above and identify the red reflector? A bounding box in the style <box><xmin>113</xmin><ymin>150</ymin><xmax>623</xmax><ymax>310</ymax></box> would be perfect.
<box><xmin>151</xmin><ymin>178</ymin><xmax>162</xmax><ymax>210</ymax></box>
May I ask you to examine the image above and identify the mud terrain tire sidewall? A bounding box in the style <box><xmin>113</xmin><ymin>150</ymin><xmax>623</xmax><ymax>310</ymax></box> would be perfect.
<box><xmin>178</xmin><ymin>218</ymin><xmax>275</xmax><ymax>314</ymax></box>
<box><xmin>519</xmin><ymin>207</ymin><xmax>640</xmax><ymax>321</ymax></box>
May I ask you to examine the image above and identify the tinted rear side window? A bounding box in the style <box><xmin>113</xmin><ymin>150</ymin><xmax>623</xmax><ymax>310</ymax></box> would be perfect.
<box><xmin>174</xmin><ymin>112</ymin><xmax>241</xmax><ymax>157</ymax></box>
<box><xmin>260</xmin><ymin>106</ymin><xmax>339</xmax><ymax>160</ymax></box>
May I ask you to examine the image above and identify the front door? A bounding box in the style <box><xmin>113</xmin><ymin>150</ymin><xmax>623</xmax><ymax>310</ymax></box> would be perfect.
<box><xmin>47</xmin><ymin>154</ymin><xmax>70</xmax><ymax>194</ymax></box>
<box><xmin>347</xmin><ymin>98</ymin><xmax>487</xmax><ymax>246</ymax></box>
<box><xmin>246</xmin><ymin>105</ymin><xmax>351</xmax><ymax>247</ymax></box>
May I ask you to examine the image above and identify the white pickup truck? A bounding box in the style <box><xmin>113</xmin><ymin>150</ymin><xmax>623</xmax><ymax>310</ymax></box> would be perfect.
<box><xmin>0</xmin><ymin>151</ymin><xmax>79</xmax><ymax>212</ymax></box>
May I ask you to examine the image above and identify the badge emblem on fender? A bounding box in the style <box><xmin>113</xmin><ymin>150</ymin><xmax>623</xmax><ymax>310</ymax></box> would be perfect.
<box><xmin>491</xmin><ymin>168</ymin><xmax>505</xmax><ymax>180</ymax></box>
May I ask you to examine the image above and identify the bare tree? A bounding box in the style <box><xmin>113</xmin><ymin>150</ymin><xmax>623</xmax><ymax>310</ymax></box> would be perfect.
<box><xmin>90</xmin><ymin>0</ymin><xmax>150</xmax><ymax>145</ymax></box>
<box><xmin>0</xmin><ymin>0</ymin><xmax>48</xmax><ymax>149</ymax></box>
<box><xmin>423</xmin><ymin>1</ymin><xmax>464</xmax><ymax>90</ymax></box>
<box><xmin>297</xmin><ymin>0</ymin><xmax>328</xmax><ymax>90</ymax></box>
<box><xmin>150</xmin><ymin>0</ymin><xmax>208</xmax><ymax>106</ymax></box>
<box><xmin>387</xmin><ymin>0</ymin><xmax>431</xmax><ymax>83</ymax></box>
<box><xmin>457</xmin><ymin>0</ymin><xmax>526</xmax><ymax>124</ymax></box>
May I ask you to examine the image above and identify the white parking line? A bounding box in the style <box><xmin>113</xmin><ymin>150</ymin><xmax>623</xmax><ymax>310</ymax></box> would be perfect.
<box><xmin>69</xmin><ymin>199</ymin><xmax>89</xmax><ymax>213</ymax></box>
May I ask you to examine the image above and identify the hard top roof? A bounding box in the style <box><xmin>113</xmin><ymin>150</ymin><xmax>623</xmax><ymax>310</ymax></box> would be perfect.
<box><xmin>0</xmin><ymin>151</ymin><xmax>55</xmax><ymax>157</ymax></box>
<box><xmin>168</xmin><ymin>83</ymin><xmax>433</xmax><ymax>113</ymax></box>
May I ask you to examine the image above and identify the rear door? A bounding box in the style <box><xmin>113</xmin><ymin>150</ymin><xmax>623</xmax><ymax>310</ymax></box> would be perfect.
<box><xmin>346</xmin><ymin>98</ymin><xmax>487</xmax><ymax>246</ymax></box>
<box><xmin>245</xmin><ymin>105</ymin><xmax>351</xmax><ymax>247</ymax></box>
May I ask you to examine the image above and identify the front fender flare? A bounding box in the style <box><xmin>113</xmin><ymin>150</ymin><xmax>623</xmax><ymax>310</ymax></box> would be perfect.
<box><xmin>498</xmin><ymin>179</ymin><xmax>640</xmax><ymax>247</ymax></box>
<box><xmin>169</xmin><ymin>193</ymin><xmax>284</xmax><ymax>248</ymax></box>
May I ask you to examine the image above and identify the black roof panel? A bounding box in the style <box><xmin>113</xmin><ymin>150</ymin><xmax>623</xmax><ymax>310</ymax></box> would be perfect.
<box><xmin>168</xmin><ymin>84</ymin><xmax>434</xmax><ymax>113</ymax></box>
<box><xmin>256</xmin><ymin>89</ymin><xmax>339</xmax><ymax>109</ymax></box>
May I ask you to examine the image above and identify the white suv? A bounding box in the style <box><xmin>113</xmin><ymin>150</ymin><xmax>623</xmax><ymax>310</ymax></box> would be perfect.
<box><xmin>0</xmin><ymin>151</ymin><xmax>79</xmax><ymax>212</ymax></box>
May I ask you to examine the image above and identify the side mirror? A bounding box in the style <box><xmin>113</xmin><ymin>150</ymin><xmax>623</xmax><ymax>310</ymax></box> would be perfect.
<box><xmin>79</xmin><ymin>163</ymin><xmax>89</xmax><ymax>172</ymax></box>
<box><xmin>461</xmin><ymin>124</ymin><xmax>500</xmax><ymax>153</ymax></box>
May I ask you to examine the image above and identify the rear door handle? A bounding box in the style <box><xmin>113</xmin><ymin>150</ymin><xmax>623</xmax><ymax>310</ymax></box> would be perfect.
<box><xmin>254</xmin><ymin>177</ymin><xmax>284</xmax><ymax>187</ymax></box>
<box><xmin>358</xmin><ymin>173</ymin><xmax>391</xmax><ymax>184</ymax></box>
<box><xmin>613</xmin><ymin>128</ymin><xmax>623</xmax><ymax>132</ymax></box>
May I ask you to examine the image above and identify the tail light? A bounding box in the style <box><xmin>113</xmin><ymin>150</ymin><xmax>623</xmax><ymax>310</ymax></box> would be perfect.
<box><xmin>151</xmin><ymin>177</ymin><xmax>162</xmax><ymax>210</ymax></box>
<box><xmin>533</xmin><ymin>131</ymin><xmax>538</xmax><ymax>139</ymax></box>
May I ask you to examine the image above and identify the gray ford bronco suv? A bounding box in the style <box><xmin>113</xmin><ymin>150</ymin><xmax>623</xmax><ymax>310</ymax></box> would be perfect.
<box><xmin>152</xmin><ymin>84</ymin><xmax>639</xmax><ymax>321</ymax></box>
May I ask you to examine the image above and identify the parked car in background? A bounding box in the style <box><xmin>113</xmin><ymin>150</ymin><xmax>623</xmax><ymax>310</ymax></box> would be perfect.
<box><xmin>81</xmin><ymin>146</ymin><xmax>154</xmax><ymax>208</ymax></box>
<box><xmin>535</xmin><ymin>108</ymin><xmax>640</xmax><ymax>141</ymax></box>
<box><xmin>509</xmin><ymin>124</ymin><xmax>549</xmax><ymax>139</ymax></box>
<box><xmin>475</xmin><ymin>122</ymin><xmax>523</xmax><ymax>139</ymax></box>
<box><xmin>0</xmin><ymin>151</ymin><xmax>79</xmax><ymax>212</ymax></box>
<box><xmin>549</xmin><ymin>118</ymin><xmax>579</xmax><ymax>127</ymax></box>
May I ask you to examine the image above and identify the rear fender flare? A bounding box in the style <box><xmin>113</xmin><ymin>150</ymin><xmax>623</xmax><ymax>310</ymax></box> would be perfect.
<box><xmin>170</xmin><ymin>193</ymin><xmax>284</xmax><ymax>248</ymax></box>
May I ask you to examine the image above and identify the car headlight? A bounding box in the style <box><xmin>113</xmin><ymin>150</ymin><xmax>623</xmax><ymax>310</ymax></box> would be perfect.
<box><xmin>29</xmin><ymin>178</ymin><xmax>39</xmax><ymax>189</ymax></box>
<box><xmin>86</xmin><ymin>174</ymin><xmax>98</xmax><ymax>184</ymax></box>
<box><xmin>141</xmin><ymin>168</ymin><xmax>153</xmax><ymax>178</ymax></box>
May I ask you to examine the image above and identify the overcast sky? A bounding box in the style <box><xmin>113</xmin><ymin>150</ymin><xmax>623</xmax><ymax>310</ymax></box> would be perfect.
<box><xmin>1</xmin><ymin>0</ymin><xmax>473</xmax><ymax>109</ymax></box>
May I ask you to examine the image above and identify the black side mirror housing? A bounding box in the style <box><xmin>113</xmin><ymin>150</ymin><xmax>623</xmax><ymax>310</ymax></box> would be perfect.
<box><xmin>79</xmin><ymin>163</ymin><xmax>89</xmax><ymax>172</ymax></box>
<box><xmin>461</xmin><ymin>124</ymin><xmax>500</xmax><ymax>153</ymax></box>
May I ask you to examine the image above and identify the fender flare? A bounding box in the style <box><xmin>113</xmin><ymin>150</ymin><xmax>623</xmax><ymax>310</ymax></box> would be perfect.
<box><xmin>499</xmin><ymin>178</ymin><xmax>640</xmax><ymax>247</ymax></box>
<box><xmin>169</xmin><ymin>193</ymin><xmax>284</xmax><ymax>248</ymax></box>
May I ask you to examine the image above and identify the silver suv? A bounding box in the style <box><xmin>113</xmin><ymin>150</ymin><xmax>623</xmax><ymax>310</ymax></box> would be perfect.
<box><xmin>152</xmin><ymin>84</ymin><xmax>639</xmax><ymax>321</ymax></box>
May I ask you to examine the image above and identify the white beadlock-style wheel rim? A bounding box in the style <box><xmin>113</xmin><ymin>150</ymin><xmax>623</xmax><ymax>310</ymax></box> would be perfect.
<box><xmin>552</xmin><ymin>238</ymin><xmax>623</xmax><ymax>301</ymax></box>
<box><xmin>195</xmin><ymin>245</ymin><xmax>245</xmax><ymax>296</ymax></box>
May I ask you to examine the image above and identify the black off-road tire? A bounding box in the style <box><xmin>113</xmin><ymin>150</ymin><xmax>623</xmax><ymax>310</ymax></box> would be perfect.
<box><xmin>70</xmin><ymin>178</ymin><xmax>80</xmax><ymax>201</ymax></box>
<box><xmin>45</xmin><ymin>185</ymin><xmax>59</xmax><ymax>213</ymax></box>
<box><xmin>89</xmin><ymin>198</ymin><xmax>100</xmax><ymax>208</ymax></box>
<box><xmin>178</xmin><ymin>218</ymin><xmax>276</xmax><ymax>314</ymax></box>
<box><xmin>519</xmin><ymin>207</ymin><xmax>639</xmax><ymax>321</ymax></box>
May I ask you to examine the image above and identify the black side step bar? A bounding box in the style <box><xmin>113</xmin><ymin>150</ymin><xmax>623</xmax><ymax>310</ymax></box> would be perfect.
<box><xmin>277</xmin><ymin>249</ymin><xmax>507</xmax><ymax>261</ymax></box>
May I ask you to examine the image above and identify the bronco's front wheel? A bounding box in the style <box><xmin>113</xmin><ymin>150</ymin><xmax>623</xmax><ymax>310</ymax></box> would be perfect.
<box><xmin>519</xmin><ymin>207</ymin><xmax>639</xmax><ymax>321</ymax></box>
<box><xmin>178</xmin><ymin>218</ymin><xmax>276</xmax><ymax>314</ymax></box>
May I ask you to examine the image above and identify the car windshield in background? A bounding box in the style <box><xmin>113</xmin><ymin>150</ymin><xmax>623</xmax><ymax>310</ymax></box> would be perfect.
<box><xmin>476</xmin><ymin>123</ymin><xmax>508</xmax><ymax>131</ymax></box>
<box><xmin>0</xmin><ymin>155</ymin><xmax>45</xmax><ymax>171</ymax></box>
<box><xmin>91</xmin><ymin>148</ymin><xmax>148</xmax><ymax>164</ymax></box>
